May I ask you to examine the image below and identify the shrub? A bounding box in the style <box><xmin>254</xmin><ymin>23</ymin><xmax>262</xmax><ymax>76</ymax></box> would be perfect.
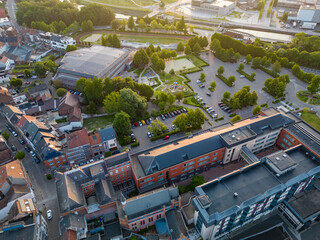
<box><xmin>150</xmin><ymin>130</ymin><xmax>180</xmax><ymax>141</ymax></box>
<box><xmin>236</xmin><ymin>69</ymin><xmax>255</xmax><ymax>81</ymax></box>
<box><xmin>105</xmin><ymin>151</ymin><xmax>112</xmax><ymax>157</ymax></box>
<box><xmin>215</xmin><ymin>117</ymin><xmax>224</xmax><ymax>122</ymax></box>
<box><xmin>46</xmin><ymin>174</ymin><xmax>52</xmax><ymax>180</ymax></box>
<box><xmin>16</xmin><ymin>151</ymin><xmax>25</xmax><ymax>160</ymax></box>
<box><xmin>131</xmin><ymin>141</ymin><xmax>140</xmax><ymax>148</ymax></box>
<box><xmin>216</xmin><ymin>74</ymin><xmax>233</xmax><ymax>87</ymax></box>
<box><xmin>229</xmin><ymin>113</ymin><xmax>236</xmax><ymax>117</ymax></box>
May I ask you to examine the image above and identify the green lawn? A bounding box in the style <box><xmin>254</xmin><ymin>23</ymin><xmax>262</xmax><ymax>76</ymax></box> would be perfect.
<box><xmin>296</xmin><ymin>90</ymin><xmax>320</xmax><ymax>105</ymax></box>
<box><xmin>83</xmin><ymin>115</ymin><xmax>115</xmax><ymax>131</ymax></box>
<box><xmin>118</xmin><ymin>34</ymin><xmax>186</xmax><ymax>45</ymax></box>
<box><xmin>186</xmin><ymin>55</ymin><xmax>209</xmax><ymax>67</ymax></box>
<box><xmin>301</xmin><ymin>111</ymin><xmax>320</xmax><ymax>131</ymax></box>
<box><xmin>159</xmin><ymin>72</ymin><xmax>185</xmax><ymax>84</ymax></box>
<box><xmin>90</xmin><ymin>0</ymin><xmax>152</xmax><ymax>8</ymax></box>
<box><xmin>183</xmin><ymin>96</ymin><xmax>201</xmax><ymax>107</ymax></box>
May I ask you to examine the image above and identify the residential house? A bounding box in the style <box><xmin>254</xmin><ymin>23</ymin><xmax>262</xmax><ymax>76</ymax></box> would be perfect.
<box><xmin>0</xmin><ymin>160</ymin><xmax>34</xmax><ymax>223</ymax></box>
<box><xmin>0</xmin><ymin>198</ymin><xmax>47</xmax><ymax>240</ymax></box>
<box><xmin>99</xmin><ymin>127</ymin><xmax>117</xmax><ymax>152</ymax></box>
<box><xmin>0</xmin><ymin>86</ymin><xmax>13</xmax><ymax>104</ymax></box>
<box><xmin>39</xmin><ymin>32</ymin><xmax>76</xmax><ymax>50</ymax></box>
<box><xmin>118</xmin><ymin>186</ymin><xmax>181</xmax><ymax>232</ymax></box>
<box><xmin>88</xmin><ymin>131</ymin><xmax>104</xmax><ymax>157</ymax></box>
<box><xmin>59</xmin><ymin>213</ymin><xmax>87</xmax><ymax>240</ymax></box>
<box><xmin>0</xmin><ymin>104</ymin><xmax>23</xmax><ymax>125</ymax></box>
<box><xmin>0</xmin><ymin>135</ymin><xmax>14</xmax><ymax>165</ymax></box>
<box><xmin>26</xmin><ymin>84</ymin><xmax>51</xmax><ymax>101</ymax></box>
<box><xmin>66</xmin><ymin>129</ymin><xmax>92</xmax><ymax>165</ymax></box>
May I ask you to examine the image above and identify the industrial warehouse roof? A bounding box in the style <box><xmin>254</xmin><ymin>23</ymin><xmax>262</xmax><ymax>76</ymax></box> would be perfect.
<box><xmin>131</xmin><ymin>112</ymin><xmax>295</xmax><ymax>178</ymax></box>
<box><xmin>58</xmin><ymin>45</ymin><xmax>130</xmax><ymax>77</ymax></box>
<box><xmin>194</xmin><ymin>145</ymin><xmax>320</xmax><ymax>224</ymax></box>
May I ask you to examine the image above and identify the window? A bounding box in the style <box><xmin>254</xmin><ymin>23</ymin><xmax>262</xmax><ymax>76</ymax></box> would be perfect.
<box><xmin>198</xmin><ymin>160</ymin><xmax>209</xmax><ymax>166</ymax></box>
<box><xmin>110</xmin><ymin>171</ymin><xmax>113</xmax><ymax>176</ymax></box>
<box><xmin>199</xmin><ymin>156</ymin><xmax>209</xmax><ymax>162</ymax></box>
<box><xmin>183</xmin><ymin>161</ymin><xmax>195</xmax><ymax>167</ymax></box>
<box><xmin>182</xmin><ymin>166</ymin><xmax>194</xmax><ymax>172</ymax></box>
<box><xmin>115</xmin><ymin>170</ymin><xmax>119</xmax><ymax>174</ymax></box>
<box><xmin>255</xmin><ymin>137</ymin><xmax>266</xmax><ymax>143</ymax></box>
<box><xmin>282</xmin><ymin>138</ymin><xmax>293</xmax><ymax>147</ymax></box>
<box><xmin>140</xmin><ymin>220</ymin><xmax>145</xmax><ymax>225</ymax></box>
<box><xmin>266</xmin><ymin>137</ymin><xmax>277</xmax><ymax>142</ymax></box>
<box><xmin>141</xmin><ymin>176</ymin><xmax>154</xmax><ymax>183</ymax></box>
<box><xmin>157</xmin><ymin>214</ymin><xmax>162</xmax><ymax>219</ymax></box>
<box><xmin>121</xmin><ymin>168</ymin><xmax>124</xmax><ymax>172</ymax></box>
<box><xmin>213</xmin><ymin>152</ymin><xmax>218</xmax><ymax>156</ymax></box>
<box><xmin>158</xmin><ymin>173</ymin><xmax>164</xmax><ymax>177</ymax></box>
<box><xmin>254</xmin><ymin>142</ymin><xmax>264</xmax><ymax>147</ymax></box>
<box><xmin>149</xmin><ymin>217</ymin><xmax>153</xmax><ymax>222</ymax></box>
<box><xmin>284</xmin><ymin>133</ymin><xmax>295</xmax><ymax>143</ymax></box>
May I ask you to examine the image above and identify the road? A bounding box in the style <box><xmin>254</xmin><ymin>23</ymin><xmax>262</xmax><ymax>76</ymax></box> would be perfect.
<box><xmin>0</xmin><ymin>115</ymin><xmax>60</xmax><ymax>240</ymax></box>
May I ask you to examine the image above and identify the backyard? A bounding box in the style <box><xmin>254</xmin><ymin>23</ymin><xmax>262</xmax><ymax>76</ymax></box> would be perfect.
<box><xmin>83</xmin><ymin>115</ymin><xmax>114</xmax><ymax>131</ymax></box>
<box><xmin>301</xmin><ymin>111</ymin><xmax>320</xmax><ymax>131</ymax></box>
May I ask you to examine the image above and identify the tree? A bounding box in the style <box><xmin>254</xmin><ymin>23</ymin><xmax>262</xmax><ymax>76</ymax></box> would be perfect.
<box><xmin>272</xmin><ymin>61</ymin><xmax>282</xmax><ymax>73</ymax></box>
<box><xmin>138</xmin><ymin>19</ymin><xmax>146</xmax><ymax>29</ymax></box>
<box><xmin>148</xmin><ymin>119</ymin><xmax>167</xmax><ymax>136</ymax></box>
<box><xmin>307</xmin><ymin>75</ymin><xmax>320</xmax><ymax>95</ymax></box>
<box><xmin>9</xmin><ymin>78</ymin><xmax>23</xmax><ymax>88</ymax></box>
<box><xmin>238</xmin><ymin>63</ymin><xmax>244</xmax><ymax>71</ymax></box>
<box><xmin>103</xmin><ymin>91</ymin><xmax>120</xmax><ymax>113</ymax></box>
<box><xmin>86</xmin><ymin>101</ymin><xmax>99</xmax><ymax>114</ymax></box>
<box><xmin>76</xmin><ymin>78</ymin><xmax>87</xmax><ymax>92</ymax></box>
<box><xmin>46</xmin><ymin>60</ymin><xmax>58</xmax><ymax>73</ymax></box>
<box><xmin>280</xmin><ymin>12</ymin><xmax>289</xmax><ymax>22</ymax></box>
<box><xmin>111</xmin><ymin>19</ymin><xmax>121</xmax><ymax>31</ymax></box>
<box><xmin>245</xmin><ymin>54</ymin><xmax>252</xmax><ymax>64</ymax></box>
<box><xmin>173</xmin><ymin>113</ymin><xmax>188</xmax><ymax>131</ymax></box>
<box><xmin>1</xmin><ymin>131</ymin><xmax>9</xmax><ymax>141</ymax></box>
<box><xmin>228</xmin><ymin>76</ymin><xmax>236</xmax><ymax>86</ymax></box>
<box><xmin>66</xmin><ymin>45</ymin><xmax>77</xmax><ymax>52</ymax></box>
<box><xmin>210</xmin><ymin>81</ymin><xmax>216</xmax><ymax>91</ymax></box>
<box><xmin>113</xmin><ymin>111</ymin><xmax>131</xmax><ymax>137</ymax></box>
<box><xmin>16</xmin><ymin>151</ymin><xmax>25</xmax><ymax>160</ymax></box>
<box><xmin>138</xmin><ymin>84</ymin><xmax>154</xmax><ymax>100</ymax></box>
<box><xmin>217</xmin><ymin>66</ymin><xmax>224</xmax><ymax>75</ymax></box>
<box><xmin>184</xmin><ymin>44</ymin><xmax>192</xmax><ymax>55</ymax></box>
<box><xmin>223</xmin><ymin>91</ymin><xmax>231</xmax><ymax>101</ymax></box>
<box><xmin>81</xmin><ymin>20</ymin><xmax>93</xmax><ymax>32</ymax></box>
<box><xmin>156</xmin><ymin>58</ymin><xmax>165</xmax><ymax>71</ymax></box>
<box><xmin>199</xmin><ymin>72</ymin><xmax>206</xmax><ymax>82</ymax></box>
<box><xmin>83</xmin><ymin>78</ymin><xmax>105</xmax><ymax>105</ymax></box>
<box><xmin>177</xmin><ymin>42</ymin><xmax>184</xmax><ymax>52</ymax></box>
<box><xmin>235</xmin><ymin>52</ymin><xmax>241</xmax><ymax>62</ymax></box>
<box><xmin>133</xmin><ymin>49</ymin><xmax>149</xmax><ymax>69</ymax></box>
<box><xmin>118</xmin><ymin>88</ymin><xmax>147</xmax><ymax>120</ymax></box>
<box><xmin>127</xmin><ymin>16</ymin><xmax>135</xmax><ymax>30</ymax></box>
<box><xmin>230</xmin><ymin>115</ymin><xmax>242</xmax><ymax>123</ymax></box>
<box><xmin>175</xmin><ymin>91</ymin><xmax>184</xmax><ymax>101</ymax></box>
<box><xmin>253</xmin><ymin>105</ymin><xmax>262</xmax><ymax>115</ymax></box>
<box><xmin>24</xmin><ymin>69</ymin><xmax>32</xmax><ymax>78</ymax></box>
<box><xmin>251</xmin><ymin>72</ymin><xmax>256</xmax><ymax>79</ymax></box>
<box><xmin>169</xmin><ymin>69</ymin><xmax>175</xmax><ymax>75</ymax></box>
<box><xmin>264</xmin><ymin>74</ymin><xmax>289</xmax><ymax>98</ymax></box>
<box><xmin>34</xmin><ymin>62</ymin><xmax>47</xmax><ymax>77</ymax></box>
<box><xmin>53</xmin><ymin>79</ymin><xmax>62</xmax><ymax>88</ymax></box>
<box><xmin>252</xmin><ymin>57</ymin><xmax>261</xmax><ymax>68</ymax></box>
<box><xmin>193</xmin><ymin>43</ymin><xmax>201</xmax><ymax>55</ymax></box>
<box><xmin>167</xmin><ymin>93</ymin><xmax>176</xmax><ymax>106</ymax></box>
<box><xmin>186</xmin><ymin>108</ymin><xmax>205</xmax><ymax>129</ymax></box>
<box><xmin>56</xmin><ymin>88</ymin><xmax>67</xmax><ymax>97</ymax></box>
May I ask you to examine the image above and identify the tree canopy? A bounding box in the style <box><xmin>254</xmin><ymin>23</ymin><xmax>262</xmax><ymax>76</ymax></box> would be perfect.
<box><xmin>264</xmin><ymin>74</ymin><xmax>290</xmax><ymax>98</ymax></box>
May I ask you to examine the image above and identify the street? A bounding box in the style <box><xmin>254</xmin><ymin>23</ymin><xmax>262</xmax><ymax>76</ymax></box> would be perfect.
<box><xmin>0</xmin><ymin>114</ymin><xmax>60</xmax><ymax>240</ymax></box>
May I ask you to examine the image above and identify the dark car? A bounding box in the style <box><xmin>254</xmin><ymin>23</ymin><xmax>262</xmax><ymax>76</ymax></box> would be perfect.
<box><xmin>131</xmin><ymin>123</ymin><xmax>135</xmax><ymax>129</ymax></box>
<box><xmin>18</xmin><ymin>138</ymin><xmax>25</xmax><ymax>145</ymax></box>
<box><xmin>24</xmin><ymin>146</ymin><xmax>31</xmax><ymax>152</ymax></box>
<box><xmin>34</xmin><ymin>156</ymin><xmax>40</xmax><ymax>164</ymax></box>
<box><xmin>11</xmin><ymin>145</ymin><xmax>17</xmax><ymax>151</ymax></box>
<box><xmin>112</xmin><ymin>150</ymin><xmax>121</xmax><ymax>155</ymax></box>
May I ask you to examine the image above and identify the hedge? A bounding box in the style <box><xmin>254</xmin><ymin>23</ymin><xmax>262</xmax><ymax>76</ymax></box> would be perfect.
<box><xmin>216</xmin><ymin>74</ymin><xmax>233</xmax><ymax>87</ymax></box>
<box><xmin>215</xmin><ymin>117</ymin><xmax>224</xmax><ymax>122</ymax></box>
<box><xmin>181</xmin><ymin>74</ymin><xmax>194</xmax><ymax>91</ymax></box>
<box><xmin>236</xmin><ymin>69</ymin><xmax>255</xmax><ymax>81</ymax></box>
<box><xmin>131</xmin><ymin>141</ymin><xmax>140</xmax><ymax>148</ymax></box>
<box><xmin>150</xmin><ymin>129</ymin><xmax>181</xmax><ymax>141</ymax></box>
<box><xmin>253</xmin><ymin>65</ymin><xmax>279</xmax><ymax>78</ymax></box>
<box><xmin>151</xmin><ymin>78</ymin><xmax>161</xmax><ymax>88</ymax></box>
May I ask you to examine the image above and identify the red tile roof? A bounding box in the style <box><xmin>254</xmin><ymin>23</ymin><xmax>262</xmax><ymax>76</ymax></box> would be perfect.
<box><xmin>67</xmin><ymin>129</ymin><xmax>90</xmax><ymax>149</ymax></box>
<box><xmin>0</xmin><ymin>9</ymin><xmax>6</xmax><ymax>18</ymax></box>
<box><xmin>88</xmin><ymin>132</ymin><xmax>102</xmax><ymax>146</ymax></box>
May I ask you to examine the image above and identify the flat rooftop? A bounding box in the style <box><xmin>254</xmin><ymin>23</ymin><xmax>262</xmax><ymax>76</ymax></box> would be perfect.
<box><xmin>287</xmin><ymin>184</ymin><xmax>320</xmax><ymax>219</ymax></box>
<box><xmin>266</xmin><ymin>151</ymin><xmax>297</xmax><ymax>172</ymax></box>
<box><xmin>59</xmin><ymin>45</ymin><xmax>129</xmax><ymax>77</ymax></box>
<box><xmin>220</xmin><ymin>126</ymin><xmax>256</xmax><ymax>145</ymax></box>
<box><xmin>198</xmin><ymin>145</ymin><xmax>320</xmax><ymax>215</ymax></box>
<box><xmin>204</xmin><ymin>0</ymin><xmax>234</xmax><ymax>7</ymax></box>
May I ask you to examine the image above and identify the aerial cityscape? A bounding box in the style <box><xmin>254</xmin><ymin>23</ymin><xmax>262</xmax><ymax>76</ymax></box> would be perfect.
<box><xmin>0</xmin><ymin>0</ymin><xmax>319</xmax><ymax>239</ymax></box>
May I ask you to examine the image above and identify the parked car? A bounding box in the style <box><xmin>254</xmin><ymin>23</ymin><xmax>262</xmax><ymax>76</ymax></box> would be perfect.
<box><xmin>172</xmin><ymin>125</ymin><xmax>176</xmax><ymax>130</ymax></box>
<box><xmin>161</xmin><ymin>114</ymin><xmax>165</xmax><ymax>120</ymax></box>
<box><xmin>11</xmin><ymin>145</ymin><xmax>17</xmax><ymax>151</ymax></box>
<box><xmin>146</xmin><ymin>119</ymin><xmax>150</xmax><ymax>125</ymax></box>
<box><xmin>24</xmin><ymin>146</ymin><xmax>31</xmax><ymax>152</ymax></box>
<box><xmin>134</xmin><ymin>122</ymin><xmax>139</xmax><ymax>127</ymax></box>
<box><xmin>30</xmin><ymin>151</ymin><xmax>36</xmax><ymax>157</ymax></box>
<box><xmin>206</xmin><ymin>92</ymin><xmax>211</xmax><ymax>96</ymax></box>
<box><xmin>138</xmin><ymin>121</ymin><xmax>142</xmax><ymax>126</ymax></box>
<box><xmin>47</xmin><ymin>210</ymin><xmax>52</xmax><ymax>220</ymax></box>
<box><xmin>18</xmin><ymin>138</ymin><xmax>25</xmax><ymax>145</ymax></box>
<box><xmin>131</xmin><ymin>137</ymin><xmax>136</xmax><ymax>143</ymax></box>
<box><xmin>240</xmin><ymin>75</ymin><xmax>245</xmax><ymax>78</ymax></box>
<box><xmin>163</xmin><ymin>135</ymin><xmax>170</xmax><ymax>140</ymax></box>
<box><xmin>12</xmin><ymin>131</ymin><xmax>18</xmax><ymax>137</ymax></box>
<box><xmin>200</xmin><ymin>85</ymin><xmax>205</xmax><ymax>88</ymax></box>
<box><xmin>112</xmin><ymin>150</ymin><xmax>120</xmax><ymax>155</ymax></box>
<box><xmin>34</xmin><ymin>156</ymin><xmax>40</xmax><ymax>164</ymax></box>
<box><xmin>147</xmin><ymin>132</ymin><xmax>152</xmax><ymax>138</ymax></box>
<box><xmin>131</xmin><ymin>123</ymin><xmax>135</xmax><ymax>129</ymax></box>
<box><xmin>141</xmin><ymin>120</ymin><xmax>146</xmax><ymax>125</ymax></box>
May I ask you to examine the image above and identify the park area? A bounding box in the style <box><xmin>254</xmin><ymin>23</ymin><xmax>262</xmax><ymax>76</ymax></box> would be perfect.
<box><xmin>301</xmin><ymin>110</ymin><xmax>320</xmax><ymax>131</ymax></box>
<box><xmin>164</xmin><ymin>55</ymin><xmax>208</xmax><ymax>74</ymax></box>
<box><xmin>83</xmin><ymin>115</ymin><xmax>114</xmax><ymax>131</ymax></box>
<box><xmin>296</xmin><ymin>90</ymin><xmax>320</xmax><ymax>105</ymax></box>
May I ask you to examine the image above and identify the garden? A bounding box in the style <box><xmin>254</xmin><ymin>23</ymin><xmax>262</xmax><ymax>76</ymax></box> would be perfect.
<box><xmin>296</xmin><ymin>90</ymin><xmax>320</xmax><ymax>105</ymax></box>
<box><xmin>83</xmin><ymin>115</ymin><xmax>115</xmax><ymax>131</ymax></box>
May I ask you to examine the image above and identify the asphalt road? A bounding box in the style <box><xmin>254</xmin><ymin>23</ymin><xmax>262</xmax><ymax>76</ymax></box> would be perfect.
<box><xmin>0</xmin><ymin>115</ymin><xmax>60</xmax><ymax>240</ymax></box>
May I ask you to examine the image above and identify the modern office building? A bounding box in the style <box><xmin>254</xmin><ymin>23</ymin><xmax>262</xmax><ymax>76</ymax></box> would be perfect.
<box><xmin>192</xmin><ymin>142</ymin><xmax>320</xmax><ymax>239</ymax></box>
<box><xmin>131</xmin><ymin>112</ymin><xmax>294</xmax><ymax>192</ymax></box>
<box><xmin>54</xmin><ymin>45</ymin><xmax>131</xmax><ymax>88</ymax></box>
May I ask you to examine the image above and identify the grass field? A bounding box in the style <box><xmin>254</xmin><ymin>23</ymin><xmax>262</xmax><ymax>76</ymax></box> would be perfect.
<box><xmin>301</xmin><ymin>111</ymin><xmax>320</xmax><ymax>131</ymax></box>
<box><xmin>164</xmin><ymin>58</ymin><xmax>196</xmax><ymax>73</ymax></box>
<box><xmin>83</xmin><ymin>115</ymin><xmax>114</xmax><ymax>131</ymax></box>
<box><xmin>118</xmin><ymin>34</ymin><xmax>186</xmax><ymax>45</ymax></box>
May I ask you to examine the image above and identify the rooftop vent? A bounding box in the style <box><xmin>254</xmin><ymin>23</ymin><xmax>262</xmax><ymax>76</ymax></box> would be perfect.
<box><xmin>234</xmin><ymin>192</ymin><xmax>238</xmax><ymax>198</ymax></box>
<box><xmin>275</xmin><ymin>157</ymin><xmax>280</xmax><ymax>161</ymax></box>
<box><xmin>276</xmin><ymin>174</ymin><xmax>280</xmax><ymax>177</ymax></box>
<box><xmin>283</xmin><ymin>154</ymin><xmax>287</xmax><ymax>158</ymax></box>
<box><xmin>232</xmin><ymin>135</ymin><xmax>236</xmax><ymax>139</ymax></box>
<box><xmin>236</xmin><ymin>137</ymin><xmax>240</xmax><ymax>141</ymax></box>
<box><xmin>306</xmin><ymin>152</ymin><xmax>309</xmax><ymax>155</ymax></box>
